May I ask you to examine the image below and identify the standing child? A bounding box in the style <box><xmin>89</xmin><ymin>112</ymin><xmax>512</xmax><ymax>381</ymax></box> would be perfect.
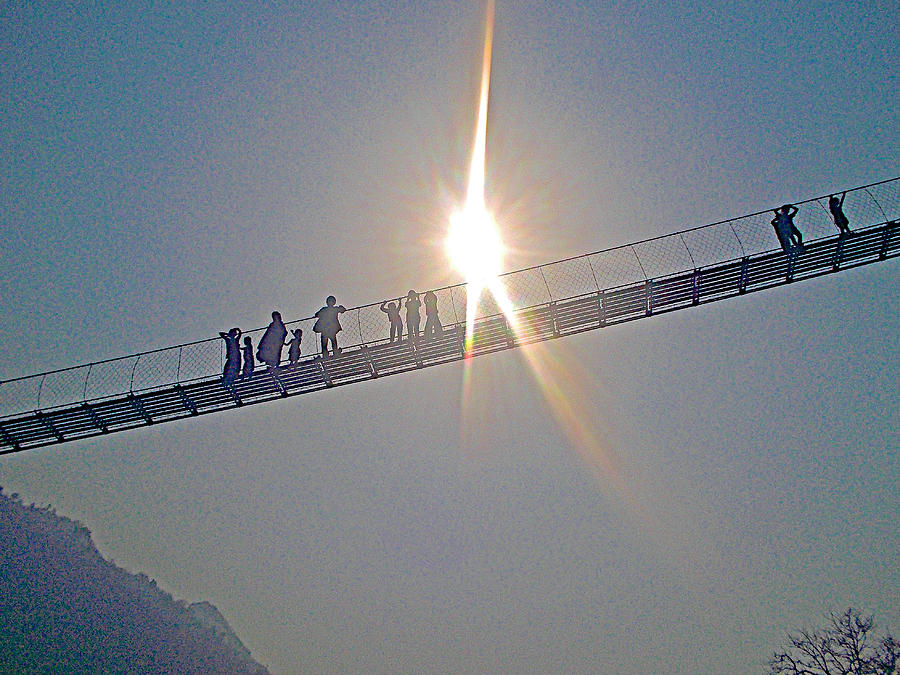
<box><xmin>285</xmin><ymin>328</ymin><xmax>303</xmax><ymax>365</ymax></box>
<box><xmin>242</xmin><ymin>336</ymin><xmax>254</xmax><ymax>379</ymax></box>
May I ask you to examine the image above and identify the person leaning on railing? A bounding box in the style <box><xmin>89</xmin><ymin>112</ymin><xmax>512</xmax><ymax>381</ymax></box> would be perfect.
<box><xmin>218</xmin><ymin>327</ymin><xmax>242</xmax><ymax>383</ymax></box>
<box><xmin>771</xmin><ymin>204</ymin><xmax>804</xmax><ymax>253</ymax></box>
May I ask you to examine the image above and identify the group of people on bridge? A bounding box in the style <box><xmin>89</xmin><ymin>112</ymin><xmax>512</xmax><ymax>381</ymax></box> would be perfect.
<box><xmin>219</xmin><ymin>290</ymin><xmax>444</xmax><ymax>383</ymax></box>
<box><xmin>219</xmin><ymin>195</ymin><xmax>854</xmax><ymax>383</ymax></box>
<box><xmin>771</xmin><ymin>192</ymin><xmax>852</xmax><ymax>253</ymax></box>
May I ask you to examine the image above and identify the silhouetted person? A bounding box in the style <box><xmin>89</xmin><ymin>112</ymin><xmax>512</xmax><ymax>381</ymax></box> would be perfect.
<box><xmin>241</xmin><ymin>336</ymin><xmax>254</xmax><ymax>379</ymax></box>
<box><xmin>771</xmin><ymin>204</ymin><xmax>803</xmax><ymax>253</ymax></box>
<box><xmin>218</xmin><ymin>327</ymin><xmax>241</xmax><ymax>383</ymax></box>
<box><xmin>256</xmin><ymin>311</ymin><xmax>287</xmax><ymax>369</ymax></box>
<box><xmin>405</xmin><ymin>290</ymin><xmax>421</xmax><ymax>341</ymax></box>
<box><xmin>828</xmin><ymin>192</ymin><xmax>851</xmax><ymax>235</ymax></box>
<box><xmin>423</xmin><ymin>290</ymin><xmax>443</xmax><ymax>339</ymax></box>
<box><xmin>314</xmin><ymin>296</ymin><xmax>346</xmax><ymax>357</ymax></box>
<box><xmin>285</xmin><ymin>328</ymin><xmax>303</xmax><ymax>365</ymax></box>
<box><xmin>380</xmin><ymin>299</ymin><xmax>404</xmax><ymax>343</ymax></box>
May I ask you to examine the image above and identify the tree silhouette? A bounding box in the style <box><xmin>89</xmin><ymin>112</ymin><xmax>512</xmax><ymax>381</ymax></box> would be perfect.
<box><xmin>769</xmin><ymin>608</ymin><xmax>899</xmax><ymax>674</ymax></box>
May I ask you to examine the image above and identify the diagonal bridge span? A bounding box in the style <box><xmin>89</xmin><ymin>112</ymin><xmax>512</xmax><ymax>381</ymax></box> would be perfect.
<box><xmin>1</xmin><ymin>177</ymin><xmax>898</xmax><ymax>454</ymax></box>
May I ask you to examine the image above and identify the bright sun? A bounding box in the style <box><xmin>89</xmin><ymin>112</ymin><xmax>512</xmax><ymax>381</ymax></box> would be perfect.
<box><xmin>446</xmin><ymin>200</ymin><xmax>504</xmax><ymax>290</ymax></box>
<box><xmin>446</xmin><ymin>0</ymin><xmax>504</xmax><ymax>299</ymax></box>
<box><xmin>444</xmin><ymin>0</ymin><xmax>510</xmax><ymax>353</ymax></box>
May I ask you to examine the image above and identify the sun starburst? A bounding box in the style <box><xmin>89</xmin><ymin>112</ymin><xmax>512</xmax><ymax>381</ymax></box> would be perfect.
<box><xmin>444</xmin><ymin>0</ymin><xmax>514</xmax><ymax>352</ymax></box>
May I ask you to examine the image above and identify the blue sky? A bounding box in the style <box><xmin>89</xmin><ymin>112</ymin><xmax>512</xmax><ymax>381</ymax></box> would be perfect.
<box><xmin>1</xmin><ymin>2</ymin><xmax>898</xmax><ymax>672</ymax></box>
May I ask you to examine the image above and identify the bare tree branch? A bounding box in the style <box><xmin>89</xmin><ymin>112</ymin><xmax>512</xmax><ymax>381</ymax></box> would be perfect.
<box><xmin>768</xmin><ymin>609</ymin><xmax>898</xmax><ymax>675</ymax></box>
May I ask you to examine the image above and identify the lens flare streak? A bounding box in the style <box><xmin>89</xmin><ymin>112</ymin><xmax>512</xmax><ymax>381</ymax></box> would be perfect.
<box><xmin>444</xmin><ymin>0</ymin><xmax>510</xmax><ymax>354</ymax></box>
<box><xmin>450</xmin><ymin>2</ymin><xmax>630</xmax><ymax>493</ymax></box>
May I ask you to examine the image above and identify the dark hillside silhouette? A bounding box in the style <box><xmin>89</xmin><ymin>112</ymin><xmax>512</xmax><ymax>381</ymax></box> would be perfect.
<box><xmin>0</xmin><ymin>488</ymin><xmax>270</xmax><ymax>674</ymax></box>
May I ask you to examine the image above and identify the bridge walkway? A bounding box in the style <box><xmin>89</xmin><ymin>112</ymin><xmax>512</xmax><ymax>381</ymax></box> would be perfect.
<box><xmin>1</xmin><ymin>177</ymin><xmax>898</xmax><ymax>454</ymax></box>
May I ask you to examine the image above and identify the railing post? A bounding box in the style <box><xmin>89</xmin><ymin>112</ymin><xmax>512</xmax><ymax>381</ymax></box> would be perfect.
<box><xmin>730</xmin><ymin>223</ymin><xmax>747</xmax><ymax>258</ymax></box>
<box><xmin>36</xmin><ymin>374</ymin><xmax>46</xmax><ymax>412</ymax></box>
<box><xmin>313</xmin><ymin>354</ymin><xmax>331</xmax><ymax>387</ymax></box>
<box><xmin>597</xmin><ymin>291</ymin><xmax>606</xmax><ymax>327</ymax></box>
<box><xmin>864</xmin><ymin>188</ymin><xmax>889</xmax><ymax>224</ymax></box>
<box><xmin>268</xmin><ymin>368</ymin><xmax>287</xmax><ymax>397</ymax></box>
<box><xmin>0</xmin><ymin>422</ymin><xmax>21</xmax><ymax>452</ymax></box>
<box><xmin>632</xmin><ymin>246</ymin><xmax>648</xmax><ymax>279</ymax></box>
<box><xmin>879</xmin><ymin>221</ymin><xmax>895</xmax><ymax>259</ymax></box>
<box><xmin>586</xmin><ymin>256</ymin><xmax>601</xmax><ymax>292</ymax></box>
<box><xmin>539</xmin><ymin>267</ymin><xmax>553</xmax><ymax>302</ymax></box>
<box><xmin>549</xmin><ymin>302</ymin><xmax>559</xmax><ymax>337</ymax></box>
<box><xmin>832</xmin><ymin>233</ymin><xmax>845</xmax><ymax>270</ymax></box>
<box><xmin>878</xmin><ymin>220</ymin><xmax>900</xmax><ymax>260</ymax></box>
<box><xmin>362</xmin><ymin>344</ymin><xmax>378</xmax><ymax>378</ymax></box>
<box><xmin>130</xmin><ymin>356</ymin><xmax>141</xmax><ymax>393</ymax></box>
<box><xmin>83</xmin><ymin>364</ymin><xmax>92</xmax><ymax>402</ymax></box>
<box><xmin>739</xmin><ymin>256</ymin><xmax>749</xmax><ymax>293</ymax></box>
<box><xmin>450</xmin><ymin>285</ymin><xmax>462</xmax><ymax>328</ymax></box>
<box><xmin>786</xmin><ymin>249</ymin><xmax>796</xmax><ymax>282</ymax></box>
<box><xmin>680</xmin><ymin>234</ymin><xmax>696</xmax><ymax>270</ymax></box>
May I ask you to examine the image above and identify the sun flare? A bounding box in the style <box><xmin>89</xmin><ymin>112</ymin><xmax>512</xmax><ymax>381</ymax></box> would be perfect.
<box><xmin>446</xmin><ymin>200</ymin><xmax>504</xmax><ymax>290</ymax></box>
<box><xmin>444</xmin><ymin>0</ymin><xmax>629</xmax><ymax>494</ymax></box>
<box><xmin>445</xmin><ymin>0</ymin><xmax>511</xmax><ymax>352</ymax></box>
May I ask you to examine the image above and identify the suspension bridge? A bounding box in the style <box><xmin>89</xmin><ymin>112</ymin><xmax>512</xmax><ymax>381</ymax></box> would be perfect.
<box><xmin>1</xmin><ymin>177</ymin><xmax>897</xmax><ymax>455</ymax></box>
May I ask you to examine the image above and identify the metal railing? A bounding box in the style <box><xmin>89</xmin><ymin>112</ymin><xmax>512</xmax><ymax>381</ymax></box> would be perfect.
<box><xmin>1</xmin><ymin>176</ymin><xmax>898</xmax><ymax>420</ymax></box>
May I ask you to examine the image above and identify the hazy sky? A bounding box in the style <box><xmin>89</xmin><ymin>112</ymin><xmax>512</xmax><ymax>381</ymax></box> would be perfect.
<box><xmin>1</xmin><ymin>1</ymin><xmax>898</xmax><ymax>672</ymax></box>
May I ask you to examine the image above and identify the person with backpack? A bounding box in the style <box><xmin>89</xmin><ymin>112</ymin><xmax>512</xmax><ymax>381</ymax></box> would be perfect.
<box><xmin>423</xmin><ymin>290</ymin><xmax>443</xmax><ymax>339</ymax></box>
<box><xmin>313</xmin><ymin>296</ymin><xmax>346</xmax><ymax>357</ymax></box>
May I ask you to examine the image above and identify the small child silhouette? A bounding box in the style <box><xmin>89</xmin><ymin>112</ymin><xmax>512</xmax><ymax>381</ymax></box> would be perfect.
<box><xmin>241</xmin><ymin>336</ymin><xmax>254</xmax><ymax>379</ymax></box>
<box><xmin>285</xmin><ymin>328</ymin><xmax>303</xmax><ymax>365</ymax></box>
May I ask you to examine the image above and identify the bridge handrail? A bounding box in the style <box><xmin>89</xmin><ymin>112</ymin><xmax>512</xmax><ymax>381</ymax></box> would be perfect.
<box><xmin>1</xmin><ymin>175</ymin><xmax>897</xmax><ymax>418</ymax></box>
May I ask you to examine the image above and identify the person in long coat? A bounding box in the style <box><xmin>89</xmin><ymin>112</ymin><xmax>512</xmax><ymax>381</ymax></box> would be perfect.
<box><xmin>256</xmin><ymin>311</ymin><xmax>287</xmax><ymax>369</ymax></box>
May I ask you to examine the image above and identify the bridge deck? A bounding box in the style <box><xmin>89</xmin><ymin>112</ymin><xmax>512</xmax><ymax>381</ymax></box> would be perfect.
<box><xmin>1</xmin><ymin>219</ymin><xmax>896</xmax><ymax>454</ymax></box>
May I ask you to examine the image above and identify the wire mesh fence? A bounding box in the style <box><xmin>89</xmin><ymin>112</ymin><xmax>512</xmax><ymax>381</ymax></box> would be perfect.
<box><xmin>2</xmin><ymin>176</ymin><xmax>898</xmax><ymax>419</ymax></box>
